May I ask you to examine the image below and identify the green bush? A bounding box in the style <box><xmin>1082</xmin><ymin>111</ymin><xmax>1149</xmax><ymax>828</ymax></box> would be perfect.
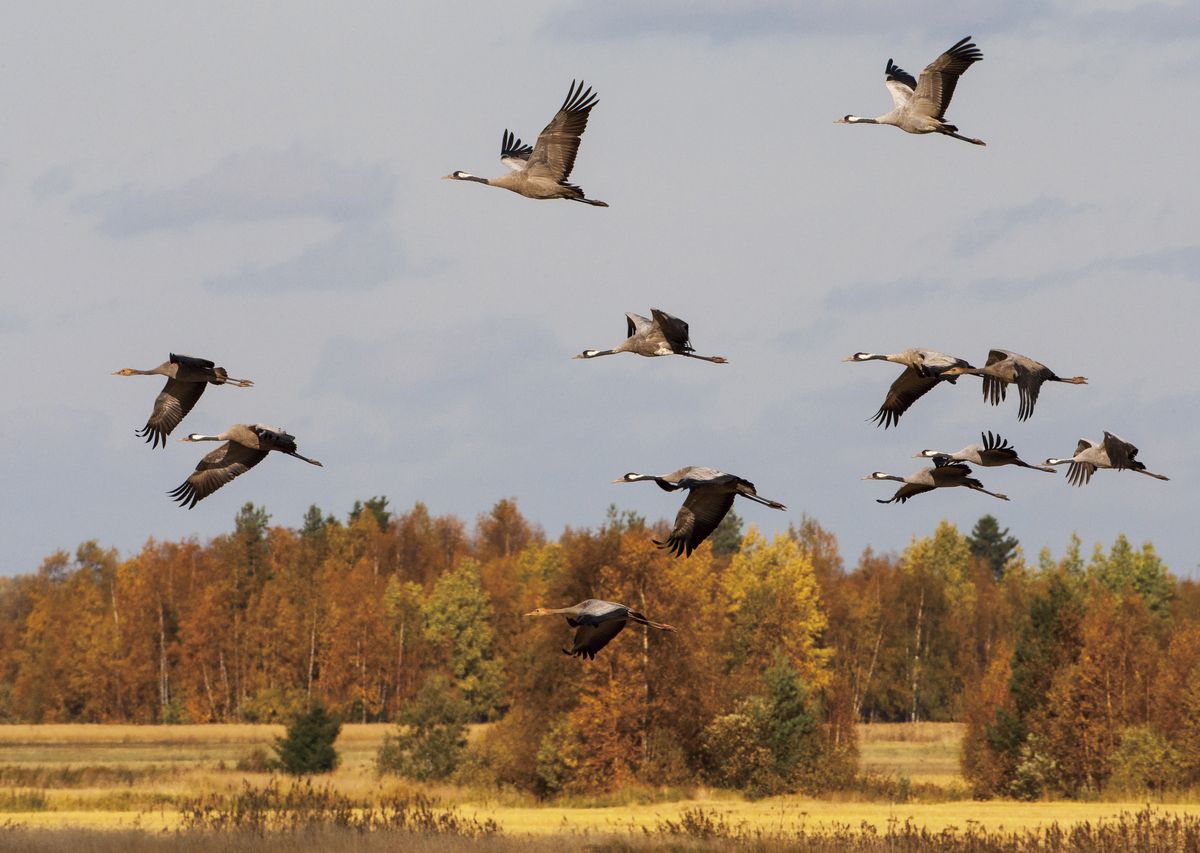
<box><xmin>273</xmin><ymin>704</ymin><xmax>341</xmax><ymax>775</ymax></box>
<box><xmin>377</xmin><ymin>675</ymin><xmax>469</xmax><ymax>781</ymax></box>
<box><xmin>1108</xmin><ymin>726</ymin><xmax>1181</xmax><ymax>795</ymax></box>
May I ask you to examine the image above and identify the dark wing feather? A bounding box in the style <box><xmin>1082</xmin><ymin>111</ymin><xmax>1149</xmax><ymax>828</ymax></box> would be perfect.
<box><xmin>650</xmin><ymin>308</ymin><xmax>693</xmax><ymax>354</ymax></box>
<box><xmin>654</xmin><ymin>487</ymin><xmax>736</xmax><ymax>557</ymax></box>
<box><xmin>1102</xmin><ymin>432</ymin><xmax>1141</xmax><ymax>470</ymax></box>
<box><xmin>1014</xmin><ymin>366</ymin><xmax>1049</xmax><ymax>421</ymax></box>
<box><xmin>979</xmin><ymin>431</ymin><xmax>1019</xmax><ymax>464</ymax></box>
<box><xmin>499</xmin><ymin>129</ymin><xmax>533</xmax><ymax>167</ymax></box>
<box><xmin>169</xmin><ymin>441</ymin><xmax>270</xmax><ymax>509</ymax></box>
<box><xmin>871</xmin><ymin>366</ymin><xmax>940</xmax><ymax>429</ymax></box>
<box><xmin>878</xmin><ymin>482</ymin><xmax>935</xmax><ymax>504</ymax></box>
<box><xmin>525</xmin><ymin>80</ymin><xmax>598</xmax><ymax>183</ymax></box>
<box><xmin>911</xmin><ymin>36</ymin><xmax>983</xmax><ymax>120</ymax></box>
<box><xmin>137</xmin><ymin>378</ymin><xmax>206</xmax><ymax>449</ymax></box>
<box><xmin>885</xmin><ymin>59</ymin><xmax>917</xmax><ymax>91</ymax></box>
<box><xmin>566</xmin><ymin>618</ymin><xmax>627</xmax><ymax>660</ymax></box>
<box><xmin>1066</xmin><ymin>461</ymin><xmax>1097</xmax><ymax>487</ymax></box>
<box><xmin>169</xmin><ymin>353</ymin><xmax>216</xmax><ymax>370</ymax></box>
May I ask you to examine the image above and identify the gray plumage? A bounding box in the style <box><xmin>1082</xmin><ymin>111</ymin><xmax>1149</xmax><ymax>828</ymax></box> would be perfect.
<box><xmin>916</xmin><ymin>431</ymin><xmax>1055</xmax><ymax>473</ymax></box>
<box><xmin>443</xmin><ymin>80</ymin><xmax>607</xmax><ymax>206</ymax></box>
<box><xmin>941</xmin><ymin>349</ymin><xmax>1087</xmax><ymax>421</ymax></box>
<box><xmin>575</xmin><ymin>308</ymin><xmax>727</xmax><ymax>363</ymax></box>
<box><xmin>614</xmin><ymin>466</ymin><xmax>786</xmax><ymax>557</ymax></box>
<box><xmin>865</xmin><ymin>457</ymin><xmax>1009</xmax><ymax>504</ymax></box>
<box><xmin>844</xmin><ymin>348</ymin><xmax>974</xmax><ymax>428</ymax></box>
<box><xmin>1044</xmin><ymin>432</ymin><xmax>1170</xmax><ymax>487</ymax></box>
<box><xmin>113</xmin><ymin>353</ymin><xmax>253</xmax><ymax>449</ymax></box>
<box><xmin>837</xmin><ymin>36</ymin><xmax>986</xmax><ymax>145</ymax></box>
<box><xmin>524</xmin><ymin>599</ymin><xmax>676</xmax><ymax>660</ymax></box>
<box><xmin>170</xmin><ymin>423</ymin><xmax>322</xmax><ymax>509</ymax></box>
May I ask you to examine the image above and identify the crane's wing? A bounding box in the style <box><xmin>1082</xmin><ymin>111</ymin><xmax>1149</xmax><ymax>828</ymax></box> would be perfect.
<box><xmin>884</xmin><ymin>59</ymin><xmax>916</xmax><ymax>108</ymax></box>
<box><xmin>878</xmin><ymin>482</ymin><xmax>935</xmax><ymax>504</ymax></box>
<box><xmin>625</xmin><ymin>312</ymin><xmax>654</xmax><ymax>339</ymax></box>
<box><xmin>980</xmin><ymin>431</ymin><xmax>1019</xmax><ymax>463</ymax></box>
<box><xmin>566</xmin><ymin>617</ymin><xmax>627</xmax><ymax>660</ymax></box>
<box><xmin>1065</xmin><ymin>459</ymin><xmax>1097</xmax><ymax>487</ymax></box>
<box><xmin>654</xmin><ymin>487</ymin><xmax>736</xmax><ymax>558</ymax></box>
<box><xmin>930</xmin><ymin>460</ymin><xmax>973</xmax><ymax>484</ymax></box>
<box><xmin>137</xmin><ymin>378</ymin><xmax>207</xmax><ymax>449</ymax></box>
<box><xmin>910</xmin><ymin>36</ymin><xmax>982</xmax><ymax>120</ymax></box>
<box><xmin>871</xmin><ymin>365</ymin><xmax>940</xmax><ymax>429</ymax></box>
<box><xmin>525</xmin><ymin>80</ymin><xmax>598</xmax><ymax>183</ymax></box>
<box><xmin>169</xmin><ymin>441</ymin><xmax>270</xmax><ymax>509</ymax></box>
<box><xmin>1101</xmin><ymin>432</ymin><xmax>1140</xmax><ymax>469</ymax></box>
<box><xmin>499</xmin><ymin>130</ymin><xmax>533</xmax><ymax>172</ymax></box>
<box><xmin>1013</xmin><ymin>365</ymin><xmax>1046</xmax><ymax>421</ymax></box>
<box><xmin>169</xmin><ymin>353</ymin><xmax>216</xmax><ymax>370</ymax></box>
<box><xmin>650</xmin><ymin>308</ymin><xmax>693</xmax><ymax>354</ymax></box>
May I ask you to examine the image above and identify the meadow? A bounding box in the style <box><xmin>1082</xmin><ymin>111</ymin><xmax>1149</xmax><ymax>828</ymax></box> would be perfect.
<box><xmin>3</xmin><ymin>721</ymin><xmax>1200</xmax><ymax>851</ymax></box>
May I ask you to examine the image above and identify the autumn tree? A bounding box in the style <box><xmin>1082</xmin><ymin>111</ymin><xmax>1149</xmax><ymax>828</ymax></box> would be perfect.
<box><xmin>422</xmin><ymin>559</ymin><xmax>506</xmax><ymax>721</ymax></box>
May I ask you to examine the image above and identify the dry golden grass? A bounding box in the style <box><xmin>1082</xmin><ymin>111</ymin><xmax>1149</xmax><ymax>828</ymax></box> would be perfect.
<box><xmin>4</xmin><ymin>720</ymin><xmax>1200</xmax><ymax>843</ymax></box>
<box><xmin>857</xmin><ymin>722</ymin><xmax>965</xmax><ymax>787</ymax></box>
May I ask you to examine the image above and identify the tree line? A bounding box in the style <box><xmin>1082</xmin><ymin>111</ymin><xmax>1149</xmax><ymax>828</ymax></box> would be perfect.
<box><xmin>0</xmin><ymin>498</ymin><xmax>1195</xmax><ymax>798</ymax></box>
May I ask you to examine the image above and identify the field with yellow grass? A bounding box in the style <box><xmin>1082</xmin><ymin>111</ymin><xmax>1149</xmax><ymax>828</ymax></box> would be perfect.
<box><xmin>2</xmin><ymin>722</ymin><xmax>1199</xmax><ymax>850</ymax></box>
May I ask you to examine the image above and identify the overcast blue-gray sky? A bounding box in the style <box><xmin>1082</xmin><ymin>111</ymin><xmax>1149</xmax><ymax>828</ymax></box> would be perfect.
<box><xmin>2</xmin><ymin>1</ymin><xmax>1198</xmax><ymax>576</ymax></box>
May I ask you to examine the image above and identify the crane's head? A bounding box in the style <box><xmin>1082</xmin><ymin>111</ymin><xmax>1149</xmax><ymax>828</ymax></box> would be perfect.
<box><xmin>940</xmin><ymin>366</ymin><xmax>974</xmax><ymax>378</ymax></box>
<box><xmin>612</xmin><ymin>472</ymin><xmax>650</xmax><ymax>484</ymax></box>
<box><xmin>443</xmin><ymin>170</ymin><xmax>487</xmax><ymax>183</ymax></box>
<box><xmin>835</xmin><ymin>115</ymin><xmax>873</xmax><ymax>124</ymax></box>
<box><xmin>574</xmin><ymin>350</ymin><xmax>603</xmax><ymax>359</ymax></box>
<box><xmin>523</xmin><ymin>607</ymin><xmax>552</xmax><ymax>618</ymax></box>
<box><xmin>914</xmin><ymin>450</ymin><xmax>944</xmax><ymax>459</ymax></box>
<box><xmin>843</xmin><ymin>352</ymin><xmax>879</xmax><ymax>362</ymax></box>
<box><xmin>862</xmin><ymin>472</ymin><xmax>893</xmax><ymax>480</ymax></box>
<box><xmin>112</xmin><ymin>368</ymin><xmax>138</xmax><ymax>376</ymax></box>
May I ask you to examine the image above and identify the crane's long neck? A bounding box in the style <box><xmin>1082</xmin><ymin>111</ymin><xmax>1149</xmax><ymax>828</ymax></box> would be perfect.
<box><xmin>114</xmin><ymin>367</ymin><xmax>159</xmax><ymax>376</ymax></box>
<box><xmin>183</xmin><ymin>432</ymin><xmax>228</xmax><ymax>442</ymax></box>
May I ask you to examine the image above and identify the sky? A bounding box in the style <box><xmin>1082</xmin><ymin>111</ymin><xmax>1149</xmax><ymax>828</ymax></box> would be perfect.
<box><xmin>2</xmin><ymin>1</ymin><xmax>1198</xmax><ymax>577</ymax></box>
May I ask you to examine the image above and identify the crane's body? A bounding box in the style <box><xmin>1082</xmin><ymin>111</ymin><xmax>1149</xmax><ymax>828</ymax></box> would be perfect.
<box><xmin>170</xmin><ymin>423</ymin><xmax>322</xmax><ymax>509</ymax></box>
<box><xmin>113</xmin><ymin>353</ymin><xmax>253</xmax><ymax>448</ymax></box>
<box><xmin>845</xmin><ymin>348</ymin><xmax>973</xmax><ymax>428</ymax></box>
<box><xmin>837</xmin><ymin>36</ymin><xmax>986</xmax><ymax>145</ymax></box>
<box><xmin>615</xmin><ymin>467</ymin><xmax>785</xmax><ymax>557</ymax></box>
<box><xmin>444</xmin><ymin>80</ymin><xmax>607</xmax><ymax>205</ymax></box>
<box><xmin>576</xmin><ymin>308</ymin><xmax>726</xmax><ymax>362</ymax></box>
<box><xmin>524</xmin><ymin>599</ymin><xmax>675</xmax><ymax>660</ymax></box>
<box><xmin>917</xmin><ymin>431</ymin><xmax>1055</xmax><ymax>472</ymax></box>
<box><xmin>1045</xmin><ymin>432</ymin><xmax>1169</xmax><ymax>487</ymax></box>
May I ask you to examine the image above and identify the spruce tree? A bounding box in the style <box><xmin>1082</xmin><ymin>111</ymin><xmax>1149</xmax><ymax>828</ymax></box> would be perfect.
<box><xmin>967</xmin><ymin>515</ymin><xmax>1019</xmax><ymax>580</ymax></box>
<box><xmin>273</xmin><ymin>704</ymin><xmax>341</xmax><ymax>774</ymax></box>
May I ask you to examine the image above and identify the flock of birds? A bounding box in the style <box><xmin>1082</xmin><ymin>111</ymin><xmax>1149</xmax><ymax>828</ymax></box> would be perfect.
<box><xmin>111</xmin><ymin>37</ymin><xmax>1170</xmax><ymax>660</ymax></box>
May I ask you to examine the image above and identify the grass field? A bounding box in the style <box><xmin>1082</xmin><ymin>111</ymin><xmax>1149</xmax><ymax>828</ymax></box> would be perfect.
<box><xmin>2</xmin><ymin>722</ymin><xmax>1199</xmax><ymax>841</ymax></box>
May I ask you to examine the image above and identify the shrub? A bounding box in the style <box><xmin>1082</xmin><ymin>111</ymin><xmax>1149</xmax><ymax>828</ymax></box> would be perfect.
<box><xmin>1010</xmin><ymin>733</ymin><xmax>1058</xmax><ymax>800</ymax></box>
<box><xmin>1108</xmin><ymin>726</ymin><xmax>1181</xmax><ymax>795</ymax></box>
<box><xmin>377</xmin><ymin>675</ymin><xmax>469</xmax><ymax>781</ymax></box>
<box><xmin>273</xmin><ymin>704</ymin><xmax>341</xmax><ymax>775</ymax></box>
